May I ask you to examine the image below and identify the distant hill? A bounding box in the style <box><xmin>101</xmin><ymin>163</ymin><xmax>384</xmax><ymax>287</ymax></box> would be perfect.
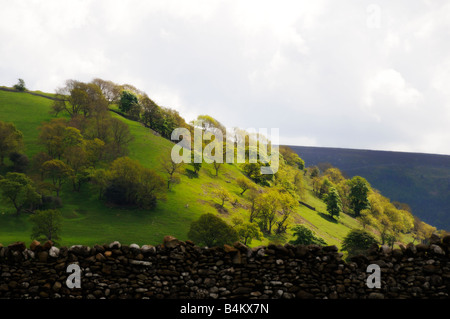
<box><xmin>288</xmin><ymin>145</ymin><xmax>450</xmax><ymax>231</ymax></box>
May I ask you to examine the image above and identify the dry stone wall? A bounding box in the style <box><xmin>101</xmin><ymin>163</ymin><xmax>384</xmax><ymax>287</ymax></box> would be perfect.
<box><xmin>0</xmin><ymin>235</ymin><xmax>449</xmax><ymax>299</ymax></box>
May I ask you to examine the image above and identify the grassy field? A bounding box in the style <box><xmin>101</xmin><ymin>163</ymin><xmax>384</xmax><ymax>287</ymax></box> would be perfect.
<box><xmin>0</xmin><ymin>89</ymin><xmax>405</xmax><ymax>249</ymax></box>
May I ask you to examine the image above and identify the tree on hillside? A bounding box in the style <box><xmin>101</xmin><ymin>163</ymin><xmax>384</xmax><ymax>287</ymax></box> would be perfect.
<box><xmin>293</xmin><ymin>171</ymin><xmax>306</xmax><ymax>200</ymax></box>
<box><xmin>0</xmin><ymin>172</ymin><xmax>40</xmax><ymax>215</ymax></box>
<box><xmin>84</xmin><ymin>138</ymin><xmax>105</xmax><ymax>168</ymax></box>
<box><xmin>188</xmin><ymin>213</ymin><xmax>239</xmax><ymax>247</ymax></box>
<box><xmin>246</xmin><ymin>188</ymin><xmax>261</xmax><ymax>223</ymax></box>
<box><xmin>212</xmin><ymin>160</ymin><xmax>222</xmax><ymax>177</ymax></box>
<box><xmin>236</xmin><ymin>176</ymin><xmax>255</xmax><ymax>195</ymax></box>
<box><xmin>279</xmin><ymin>146</ymin><xmax>305</xmax><ymax>170</ymax></box>
<box><xmin>213</xmin><ymin>187</ymin><xmax>232</xmax><ymax>208</ymax></box>
<box><xmin>289</xmin><ymin>224</ymin><xmax>327</xmax><ymax>246</ymax></box>
<box><xmin>195</xmin><ymin>114</ymin><xmax>226</xmax><ymax>136</ymax></box>
<box><xmin>242</xmin><ymin>162</ymin><xmax>265</xmax><ymax>184</ymax></box>
<box><xmin>412</xmin><ymin>216</ymin><xmax>436</xmax><ymax>244</ymax></box>
<box><xmin>140</xmin><ymin>93</ymin><xmax>161</xmax><ymax>129</ymax></box>
<box><xmin>30</xmin><ymin>209</ymin><xmax>62</xmax><ymax>243</ymax></box>
<box><xmin>324</xmin><ymin>187</ymin><xmax>343</xmax><ymax>220</ymax></box>
<box><xmin>349</xmin><ymin>176</ymin><xmax>371</xmax><ymax>217</ymax></box>
<box><xmin>38</xmin><ymin>119</ymin><xmax>68</xmax><ymax>159</ymax></box>
<box><xmin>319</xmin><ymin>177</ymin><xmax>332</xmax><ymax>199</ymax></box>
<box><xmin>275</xmin><ymin>191</ymin><xmax>298</xmax><ymax>235</ymax></box>
<box><xmin>324</xmin><ymin>167</ymin><xmax>346</xmax><ymax>185</ymax></box>
<box><xmin>255</xmin><ymin>189</ymin><xmax>279</xmax><ymax>235</ymax></box>
<box><xmin>342</xmin><ymin>229</ymin><xmax>378</xmax><ymax>258</ymax></box>
<box><xmin>55</xmin><ymin>80</ymin><xmax>108</xmax><ymax>118</ymax></box>
<box><xmin>0</xmin><ymin>121</ymin><xmax>24</xmax><ymax>165</ymax></box>
<box><xmin>13</xmin><ymin>79</ymin><xmax>27</xmax><ymax>91</ymax></box>
<box><xmin>91</xmin><ymin>78</ymin><xmax>122</xmax><ymax>104</ymax></box>
<box><xmin>232</xmin><ymin>217</ymin><xmax>263</xmax><ymax>245</ymax></box>
<box><xmin>9</xmin><ymin>151</ymin><xmax>29</xmax><ymax>173</ymax></box>
<box><xmin>159</xmin><ymin>152</ymin><xmax>184</xmax><ymax>190</ymax></box>
<box><xmin>109</xmin><ymin>117</ymin><xmax>133</xmax><ymax>157</ymax></box>
<box><xmin>90</xmin><ymin>168</ymin><xmax>110</xmax><ymax>199</ymax></box>
<box><xmin>119</xmin><ymin>90</ymin><xmax>140</xmax><ymax>118</ymax></box>
<box><xmin>309</xmin><ymin>166</ymin><xmax>319</xmax><ymax>178</ymax></box>
<box><xmin>104</xmin><ymin>157</ymin><xmax>166</xmax><ymax>209</ymax></box>
<box><xmin>41</xmin><ymin>159</ymin><xmax>73</xmax><ymax>197</ymax></box>
<box><xmin>189</xmin><ymin>150</ymin><xmax>202</xmax><ymax>176</ymax></box>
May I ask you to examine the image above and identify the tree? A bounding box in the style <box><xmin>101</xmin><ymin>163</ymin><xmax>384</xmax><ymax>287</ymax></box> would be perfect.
<box><xmin>324</xmin><ymin>167</ymin><xmax>346</xmax><ymax>185</ymax></box>
<box><xmin>13</xmin><ymin>79</ymin><xmax>26</xmax><ymax>91</ymax></box>
<box><xmin>159</xmin><ymin>152</ymin><xmax>184</xmax><ymax>190</ymax></box>
<box><xmin>9</xmin><ymin>151</ymin><xmax>29</xmax><ymax>173</ymax></box>
<box><xmin>309</xmin><ymin>166</ymin><xmax>319</xmax><ymax>178</ymax></box>
<box><xmin>119</xmin><ymin>90</ymin><xmax>139</xmax><ymax>114</ymax></box>
<box><xmin>38</xmin><ymin>119</ymin><xmax>68</xmax><ymax>159</ymax></box>
<box><xmin>55</xmin><ymin>80</ymin><xmax>108</xmax><ymax>118</ymax></box>
<box><xmin>30</xmin><ymin>209</ymin><xmax>62</xmax><ymax>243</ymax></box>
<box><xmin>108</xmin><ymin>118</ymin><xmax>133</xmax><ymax>157</ymax></box>
<box><xmin>91</xmin><ymin>78</ymin><xmax>122</xmax><ymax>104</ymax></box>
<box><xmin>189</xmin><ymin>151</ymin><xmax>202</xmax><ymax>176</ymax></box>
<box><xmin>293</xmin><ymin>171</ymin><xmax>306</xmax><ymax>200</ymax></box>
<box><xmin>232</xmin><ymin>217</ymin><xmax>263</xmax><ymax>245</ymax></box>
<box><xmin>319</xmin><ymin>177</ymin><xmax>332</xmax><ymax>199</ymax></box>
<box><xmin>135</xmin><ymin>168</ymin><xmax>166</xmax><ymax>209</ymax></box>
<box><xmin>188</xmin><ymin>213</ymin><xmax>239</xmax><ymax>247</ymax></box>
<box><xmin>0</xmin><ymin>172</ymin><xmax>40</xmax><ymax>215</ymax></box>
<box><xmin>289</xmin><ymin>224</ymin><xmax>327</xmax><ymax>246</ymax></box>
<box><xmin>84</xmin><ymin>138</ymin><xmax>105</xmax><ymax>168</ymax></box>
<box><xmin>255</xmin><ymin>190</ymin><xmax>279</xmax><ymax>235</ymax></box>
<box><xmin>412</xmin><ymin>216</ymin><xmax>436</xmax><ymax>244</ymax></box>
<box><xmin>342</xmin><ymin>229</ymin><xmax>378</xmax><ymax>257</ymax></box>
<box><xmin>212</xmin><ymin>160</ymin><xmax>222</xmax><ymax>177</ymax></box>
<box><xmin>246</xmin><ymin>188</ymin><xmax>260</xmax><ymax>223</ymax></box>
<box><xmin>213</xmin><ymin>187</ymin><xmax>232</xmax><ymax>208</ymax></box>
<box><xmin>349</xmin><ymin>176</ymin><xmax>370</xmax><ymax>217</ymax></box>
<box><xmin>279</xmin><ymin>146</ymin><xmax>305</xmax><ymax>170</ymax></box>
<box><xmin>242</xmin><ymin>162</ymin><xmax>264</xmax><ymax>184</ymax></box>
<box><xmin>324</xmin><ymin>187</ymin><xmax>343</xmax><ymax>219</ymax></box>
<box><xmin>236</xmin><ymin>176</ymin><xmax>255</xmax><ymax>195</ymax></box>
<box><xmin>90</xmin><ymin>168</ymin><xmax>109</xmax><ymax>199</ymax></box>
<box><xmin>41</xmin><ymin>159</ymin><xmax>73</xmax><ymax>197</ymax></box>
<box><xmin>104</xmin><ymin>157</ymin><xmax>165</xmax><ymax>209</ymax></box>
<box><xmin>0</xmin><ymin>121</ymin><xmax>24</xmax><ymax>165</ymax></box>
<box><xmin>275</xmin><ymin>191</ymin><xmax>298</xmax><ymax>234</ymax></box>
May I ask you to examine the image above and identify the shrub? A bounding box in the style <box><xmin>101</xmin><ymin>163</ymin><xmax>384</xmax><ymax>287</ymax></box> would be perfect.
<box><xmin>188</xmin><ymin>213</ymin><xmax>239</xmax><ymax>247</ymax></box>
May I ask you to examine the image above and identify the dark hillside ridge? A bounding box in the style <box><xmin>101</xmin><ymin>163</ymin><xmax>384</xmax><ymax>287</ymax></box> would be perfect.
<box><xmin>287</xmin><ymin>145</ymin><xmax>450</xmax><ymax>230</ymax></box>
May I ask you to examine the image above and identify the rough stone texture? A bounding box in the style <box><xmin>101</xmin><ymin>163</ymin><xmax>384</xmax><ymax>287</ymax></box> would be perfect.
<box><xmin>0</xmin><ymin>235</ymin><xmax>449</xmax><ymax>299</ymax></box>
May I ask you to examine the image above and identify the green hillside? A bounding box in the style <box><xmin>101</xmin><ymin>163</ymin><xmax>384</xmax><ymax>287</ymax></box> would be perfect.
<box><xmin>0</xmin><ymin>88</ymin><xmax>419</xmax><ymax>250</ymax></box>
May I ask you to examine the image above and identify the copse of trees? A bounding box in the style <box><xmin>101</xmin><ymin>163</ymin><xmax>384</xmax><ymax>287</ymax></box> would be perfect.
<box><xmin>103</xmin><ymin>157</ymin><xmax>166</xmax><ymax>209</ymax></box>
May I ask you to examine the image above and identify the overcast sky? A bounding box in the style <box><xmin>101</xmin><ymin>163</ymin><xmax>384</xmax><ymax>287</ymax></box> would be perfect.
<box><xmin>1</xmin><ymin>0</ymin><xmax>449</xmax><ymax>155</ymax></box>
